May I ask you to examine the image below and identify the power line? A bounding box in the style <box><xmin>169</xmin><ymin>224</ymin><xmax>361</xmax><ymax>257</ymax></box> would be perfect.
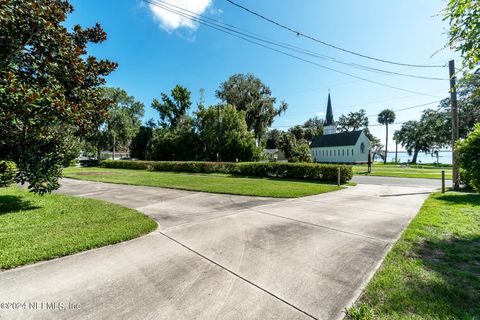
<box><xmin>367</xmin><ymin>100</ymin><xmax>443</xmax><ymax>118</ymax></box>
<box><xmin>270</xmin><ymin>100</ymin><xmax>442</xmax><ymax>128</ymax></box>
<box><xmin>145</xmin><ymin>0</ymin><xmax>445</xmax><ymax>98</ymax></box>
<box><xmin>224</xmin><ymin>0</ymin><xmax>448</xmax><ymax>69</ymax></box>
<box><xmin>284</xmin><ymin>88</ymin><xmax>447</xmax><ymax>117</ymax></box>
<box><xmin>147</xmin><ymin>0</ymin><xmax>446</xmax><ymax>81</ymax></box>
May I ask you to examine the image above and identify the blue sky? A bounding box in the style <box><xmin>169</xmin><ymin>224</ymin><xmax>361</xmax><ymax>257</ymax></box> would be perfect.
<box><xmin>66</xmin><ymin>0</ymin><xmax>457</xmax><ymax>148</ymax></box>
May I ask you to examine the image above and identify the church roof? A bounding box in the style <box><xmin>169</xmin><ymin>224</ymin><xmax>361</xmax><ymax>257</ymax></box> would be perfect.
<box><xmin>324</xmin><ymin>93</ymin><xmax>334</xmax><ymax>126</ymax></box>
<box><xmin>310</xmin><ymin>130</ymin><xmax>363</xmax><ymax>148</ymax></box>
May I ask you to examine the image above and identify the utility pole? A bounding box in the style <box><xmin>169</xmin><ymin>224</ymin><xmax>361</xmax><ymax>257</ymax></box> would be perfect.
<box><xmin>216</xmin><ymin>104</ymin><xmax>221</xmax><ymax>162</ymax></box>
<box><xmin>449</xmin><ymin>60</ymin><xmax>460</xmax><ymax>190</ymax></box>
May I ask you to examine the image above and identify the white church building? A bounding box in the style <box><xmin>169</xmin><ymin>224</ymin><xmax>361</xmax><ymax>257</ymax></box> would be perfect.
<box><xmin>310</xmin><ymin>94</ymin><xmax>370</xmax><ymax>163</ymax></box>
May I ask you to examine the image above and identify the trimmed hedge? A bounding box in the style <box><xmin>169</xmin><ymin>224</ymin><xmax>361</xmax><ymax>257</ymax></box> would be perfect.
<box><xmin>79</xmin><ymin>159</ymin><xmax>100</xmax><ymax>167</ymax></box>
<box><xmin>103</xmin><ymin>160</ymin><xmax>353</xmax><ymax>183</ymax></box>
<box><xmin>0</xmin><ymin>160</ymin><xmax>17</xmax><ymax>187</ymax></box>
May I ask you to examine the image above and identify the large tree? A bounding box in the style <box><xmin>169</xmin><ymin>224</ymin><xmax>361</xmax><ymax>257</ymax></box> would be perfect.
<box><xmin>377</xmin><ymin>109</ymin><xmax>396</xmax><ymax>164</ymax></box>
<box><xmin>130</xmin><ymin>119</ymin><xmax>156</xmax><ymax>160</ymax></box>
<box><xmin>444</xmin><ymin>0</ymin><xmax>480</xmax><ymax>71</ymax></box>
<box><xmin>196</xmin><ymin>105</ymin><xmax>259</xmax><ymax>162</ymax></box>
<box><xmin>265</xmin><ymin>129</ymin><xmax>282</xmax><ymax>149</ymax></box>
<box><xmin>86</xmin><ymin>88</ymin><xmax>144</xmax><ymax>160</ymax></box>
<box><xmin>0</xmin><ymin>0</ymin><xmax>117</xmax><ymax>194</ymax></box>
<box><xmin>394</xmin><ymin>109</ymin><xmax>450</xmax><ymax>164</ymax></box>
<box><xmin>152</xmin><ymin>85</ymin><xmax>192</xmax><ymax>128</ymax></box>
<box><xmin>364</xmin><ymin>128</ymin><xmax>384</xmax><ymax>161</ymax></box>
<box><xmin>337</xmin><ymin>109</ymin><xmax>369</xmax><ymax>132</ymax></box>
<box><xmin>146</xmin><ymin>116</ymin><xmax>199</xmax><ymax>161</ymax></box>
<box><xmin>303</xmin><ymin>116</ymin><xmax>324</xmax><ymax>141</ymax></box>
<box><xmin>394</xmin><ymin>121</ymin><xmax>426</xmax><ymax>164</ymax></box>
<box><xmin>216</xmin><ymin>73</ymin><xmax>288</xmax><ymax>145</ymax></box>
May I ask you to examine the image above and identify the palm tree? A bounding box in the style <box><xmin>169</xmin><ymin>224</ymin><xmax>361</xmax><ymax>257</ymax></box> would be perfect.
<box><xmin>377</xmin><ymin>109</ymin><xmax>396</xmax><ymax>164</ymax></box>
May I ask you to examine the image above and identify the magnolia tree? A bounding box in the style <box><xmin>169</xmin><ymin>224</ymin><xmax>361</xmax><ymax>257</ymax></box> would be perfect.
<box><xmin>0</xmin><ymin>0</ymin><xmax>117</xmax><ymax>194</ymax></box>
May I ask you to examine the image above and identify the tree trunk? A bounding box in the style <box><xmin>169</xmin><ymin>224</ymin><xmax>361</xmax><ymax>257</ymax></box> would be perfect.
<box><xmin>411</xmin><ymin>149</ymin><xmax>420</xmax><ymax>164</ymax></box>
<box><xmin>97</xmin><ymin>143</ymin><xmax>101</xmax><ymax>161</ymax></box>
<box><xmin>384</xmin><ymin>124</ymin><xmax>388</xmax><ymax>164</ymax></box>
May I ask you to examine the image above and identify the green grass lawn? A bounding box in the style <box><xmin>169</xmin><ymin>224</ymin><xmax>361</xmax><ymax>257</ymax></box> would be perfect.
<box><xmin>353</xmin><ymin>163</ymin><xmax>452</xmax><ymax>180</ymax></box>
<box><xmin>63</xmin><ymin>167</ymin><xmax>343</xmax><ymax>198</ymax></box>
<box><xmin>347</xmin><ymin>192</ymin><xmax>480</xmax><ymax>319</ymax></box>
<box><xmin>0</xmin><ymin>187</ymin><xmax>157</xmax><ymax>270</ymax></box>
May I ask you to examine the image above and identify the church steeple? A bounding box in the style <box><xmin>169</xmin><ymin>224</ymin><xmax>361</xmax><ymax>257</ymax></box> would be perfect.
<box><xmin>323</xmin><ymin>93</ymin><xmax>337</xmax><ymax>135</ymax></box>
<box><xmin>325</xmin><ymin>93</ymin><xmax>334</xmax><ymax>126</ymax></box>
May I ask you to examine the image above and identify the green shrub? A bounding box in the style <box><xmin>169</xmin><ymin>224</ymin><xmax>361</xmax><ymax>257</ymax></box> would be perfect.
<box><xmin>237</xmin><ymin>162</ymin><xmax>352</xmax><ymax>182</ymax></box>
<box><xmin>79</xmin><ymin>159</ymin><xmax>100</xmax><ymax>167</ymax></box>
<box><xmin>102</xmin><ymin>160</ymin><xmax>353</xmax><ymax>183</ymax></box>
<box><xmin>103</xmin><ymin>160</ymin><xmax>153</xmax><ymax>170</ymax></box>
<box><xmin>457</xmin><ymin>123</ymin><xmax>480</xmax><ymax>192</ymax></box>
<box><xmin>0</xmin><ymin>160</ymin><xmax>17</xmax><ymax>187</ymax></box>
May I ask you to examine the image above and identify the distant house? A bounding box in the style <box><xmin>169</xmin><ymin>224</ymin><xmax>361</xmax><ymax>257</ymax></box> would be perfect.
<box><xmin>263</xmin><ymin>148</ymin><xmax>287</xmax><ymax>162</ymax></box>
<box><xmin>310</xmin><ymin>94</ymin><xmax>370</xmax><ymax>163</ymax></box>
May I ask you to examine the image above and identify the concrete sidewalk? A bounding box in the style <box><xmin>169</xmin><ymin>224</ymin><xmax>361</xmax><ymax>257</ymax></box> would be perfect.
<box><xmin>0</xmin><ymin>179</ymin><xmax>433</xmax><ymax>320</ymax></box>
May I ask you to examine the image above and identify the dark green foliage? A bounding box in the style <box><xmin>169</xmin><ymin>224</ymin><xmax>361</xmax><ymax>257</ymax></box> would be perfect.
<box><xmin>457</xmin><ymin>123</ymin><xmax>480</xmax><ymax>192</ymax></box>
<box><xmin>0</xmin><ymin>160</ymin><xmax>16</xmax><ymax>187</ymax></box>
<box><xmin>103</xmin><ymin>160</ymin><xmax>353</xmax><ymax>183</ymax></box>
<box><xmin>338</xmin><ymin>109</ymin><xmax>369</xmax><ymax>132</ymax></box>
<box><xmin>79</xmin><ymin>159</ymin><xmax>100</xmax><ymax>167</ymax></box>
<box><xmin>278</xmin><ymin>132</ymin><xmax>312</xmax><ymax>163</ymax></box>
<box><xmin>236</xmin><ymin>162</ymin><xmax>352</xmax><ymax>182</ymax></box>
<box><xmin>290</xmin><ymin>140</ymin><xmax>312</xmax><ymax>163</ymax></box>
<box><xmin>130</xmin><ymin>121</ymin><xmax>155</xmax><ymax>160</ymax></box>
<box><xmin>444</xmin><ymin>0</ymin><xmax>480</xmax><ymax>71</ymax></box>
<box><xmin>146</xmin><ymin>116</ymin><xmax>199</xmax><ymax>161</ymax></box>
<box><xmin>265</xmin><ymin>129</ymin><xmax>282</xmax><ymax>149</ymax></box>
<box><xmin>86</xmin><ymin>87</ymin><xmax>144</xmax><ymax>160</ymax></box>
<box><xmin>395</xmin><ymin>107</ymin><xmax>457</xmax><ymax>164</ymax></box>
<box><xmin>303</xmin><ymin>116</ymin><xmax>324</xmax><ymax>141</ymax></box>
<box><xmin>152</xmin><ymin>85</ymin><xmax>192</xmax><ymax>128</ymax></box>
<box><xmin>196</xmin><ymin>104</ymin><xmax>259</xmax><ymax>162</ymax></box>
<box><xmin>288</xmin><ymin>125</ymin><xmax>305</xmax><ymax>141</ymax></box>
<box><xmin>216</xmin><ymin>73</ymin><xmax>288</xmax><ymax>144</ymax></box>
<box><xmin>0</xmin><ymin>0</ymin><xmax>117</xmax><ymax>194</ymax></box>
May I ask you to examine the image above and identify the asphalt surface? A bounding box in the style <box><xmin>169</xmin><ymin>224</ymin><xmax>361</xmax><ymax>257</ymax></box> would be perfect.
<box><xmin>0</xmin><ymin>177</ymin><xmax>434</xmax><ymax>320</ymax></box>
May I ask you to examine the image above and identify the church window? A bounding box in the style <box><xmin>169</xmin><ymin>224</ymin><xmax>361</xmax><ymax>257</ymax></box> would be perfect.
<box><xmin>352</xmin><ymin>149</ymin><xmax>354</xmax><ymax>156</ymax></box>
<box><xmin>347</xmin><ymin>149</ymin><xmax>349</xmax><ymax>156</ymax></box>
<box><xmin>342</xmin><ymin>149</ymin><xmax>344</xmax><ymax>156</ymax></box>
<box><xmin>360</xmin><ymin>143</ymin><xmax>365</xmax><ymax>154</ymax></box>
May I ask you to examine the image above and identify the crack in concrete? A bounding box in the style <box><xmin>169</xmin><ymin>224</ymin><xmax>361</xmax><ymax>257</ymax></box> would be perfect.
<box><xmin>158</xmin><ymin>231</ymin><xmax>319</xmax><ymax>320</ymax></box>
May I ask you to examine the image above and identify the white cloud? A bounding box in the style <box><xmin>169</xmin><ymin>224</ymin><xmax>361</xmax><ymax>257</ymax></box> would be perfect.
<box><xmin>148</xmin><ymin>0</ymin><xmax>212</xmax><ymax>31</ymax></box>
<box><xmin>315</xmin><ymin>112</ymin><xmax>325</xmax><ymax>117</ymax></box>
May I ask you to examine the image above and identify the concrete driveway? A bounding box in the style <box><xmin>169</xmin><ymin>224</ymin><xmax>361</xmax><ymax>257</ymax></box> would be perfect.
<box><xmin>0</xmin><ymin>178</ymin><xmax>434</xmax><ymax>320</ymax></box>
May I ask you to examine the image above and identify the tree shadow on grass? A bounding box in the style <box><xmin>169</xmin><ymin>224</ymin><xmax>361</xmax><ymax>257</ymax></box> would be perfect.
<box><xmin>0</xmin><ymin>195</ymin><xmax>40</xmax><ymax>215</ymax></box>
<box><xmin>406</xmin><ymin>235</ymin><xmax>480</xmax><ymax>319</ymax></box>
<box><xmin>435</xmin><ymin>192</ymin><xmax>480</xmax><ymax>206</ymax></box>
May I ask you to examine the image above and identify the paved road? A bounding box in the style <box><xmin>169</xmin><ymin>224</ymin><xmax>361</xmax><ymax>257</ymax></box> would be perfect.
<box><xmin>352</xmin><ymin>175</ymin><xmax>450</xmax><ymax>189</ymax></box>
<box><xmin>0</xmin><ymin>178</ymin><xmax>434</xmax><ymax>320</ymax></box>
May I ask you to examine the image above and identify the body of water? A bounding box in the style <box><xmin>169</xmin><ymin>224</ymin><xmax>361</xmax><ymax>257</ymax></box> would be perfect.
<box><xmin>375</xmin><ymin>151</ymin><xmax>453</xmax><ymax>164</ymax></box>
